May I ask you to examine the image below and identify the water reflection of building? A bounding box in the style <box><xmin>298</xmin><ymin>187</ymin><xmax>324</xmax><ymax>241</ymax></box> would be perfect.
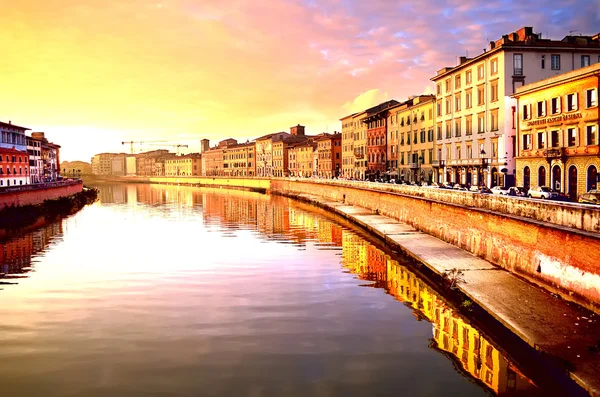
<box><xmin>0</xmin><ymin>222</ymin><xmax>63</xmax><ymax>280</ymax></box>
<box><xmin>385</xmin><ymin>259</ymin><xmax>538</xmax><ymax>395</ymax></box>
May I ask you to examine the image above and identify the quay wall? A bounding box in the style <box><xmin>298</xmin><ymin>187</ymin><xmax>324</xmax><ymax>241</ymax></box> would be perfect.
<box><xmin>269</xmin><ymin>179</ymin><xmax>600</xmax><ymax>311</ymax></box>
<box><xmin>0</xmin><ymin>180</ymin><xmax>83</xmax><ymax>209</ymax></box>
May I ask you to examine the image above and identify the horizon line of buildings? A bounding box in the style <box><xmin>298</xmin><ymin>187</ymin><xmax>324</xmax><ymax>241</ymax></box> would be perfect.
<box><xmin>0</xmin><ymin>120</ymin><xmax>61</xmax><ymax>188</ymax></box>
<box><xmin>91</xmin><ymin>26</ymin><xmax>600</xmax><ymax>201</ymax></box>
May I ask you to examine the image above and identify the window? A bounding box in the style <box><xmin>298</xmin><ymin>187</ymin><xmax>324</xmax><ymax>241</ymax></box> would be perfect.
<box><xmin>465</xmin><ymin>90</ymin><xmax>472</xmax><ymax>109</ymax></box>
<box><xmin>537</xmin><ymin>131</ymin><xmax>545</xmax><ymax>149</ymax></box>
<box><xmin>513</xmin><ymin>54</ymin><xmax>523</xmax><ymax>75</ymax></box>
<box><xmin>437</xmin><ymin>124</ymin><xmax>442</xmax><ymax>140</ymax></box>
<box><xmin>445</xmin><ymin>121</ymin><xmax>452</xmax><ymax>138</ymax></box>
<box><xmin>490</xmin><ymin>109</ymin><xmax>499</xmax><ymax>131</ymax></box>
<box><xmin>566</xmin><ymin>93</ymin><xmax>578</xmax><ymax>111</ymax></box>
<box><xmin>455</xmin><ymin>75</ymin><xmax>461</xmax><ymax>89</ymax></box>
<box><xmin>586</xmin><ymin>89</ymin><xmax>597</xmax><ymax>107</ymax></box>
<box><xmin>456</xmin><ymin>146</ymin><xmax>461</xmax><ymax>159</ymax></box>
<box><xmin>551</xmin><ymin>130</ymin><xmax>560</xmax><ymax>147</ymax></box>
<box><xmin>551</xmin><ymin>54</ymin><xmax>560</xmax><ymax>70</ymax></box>
<box><xmin>582</xmin><ymin>55</ymin><xmax>590</xmax><ymax>67</ymax></box>
<box><xmin>567</xmin><ymin>128</ymin><xmax>577</xmax><ymax>146</ymax></box>
<box><xmin>477</xmin><ymin>113</ymin><xmax>485</xmax><ymax>133</ymax></box>
<box><xmin>490</xmin><ymin>81</ymin><xmax>498</xmax><ymax>102</ymax></box>
<box><xmin>445</xmin><ymin>78</ymin><xmax>451</xmax><ymax>93</ymax></box>
<box><xmin>522</xmin><ymin>134</ymin><xmax>532</xmax><ymax>150</ymax></box>
<box><xmin>446</xmin><ymin>98</ymin><xmax>451</xmax><ymax>114</ymax></box>
<box><xmin>536</xmin><ymin>101</ymin><xmax>546</xmax><ymax>117</ymax></box>
<box><xmin>466</xmin><ymin>70</ymin><xmax>472</xmax><ymax>84</ymax></box>
<box><xmin>586</xmin><ymin>125</ymin><xmax>597</xmax><ymax>145</ymax></box>
<box><xmin>491</xmin><ymin>58</ymin><xmax>498</xmax><ymax>75</ymax></box>
<box><xmin>420</xmin><ymin>130</ymin><xmax>426</xmax><ymax>143</ymax></box>
<box><xmin>467</xmin><ymin>145</ymin><xmax>473</xmax><ymax>158</ymax></box>
<box><xmin>455</xmin><ymin>94</ymin><xmax>461</xmax><ymax>111</ymax></box>
<box><xmin>466</xmin><ymin>116</ymin><xmax>473</xmax><ymax>135</ymax></box>
<box><xmin>437</xmin><ymin>84</ymin><xmax>441</xmax><ymax>95</ymax></box>
<box><xmin>455</xmin><ymin>119</ymin><xmax>461</xmax><ymax>137</ymax></box>
<box><xmin>551</xmin><ymin>97</ymin><xmax>561</xmax><ymax>114</ymax></box>
<box><xmin>541</xmin><ymin>55</ymin><xmax>545</xmax><ymax>69</ymax></box>
<box><xmin>523</xmin><ymin>103</ymin><xmax>531</xmax><ymax>120</ymax></box>
<box><xmin>437</xmin><ymin>101</ymin><xmax>442</xmax><ymax>116</ymax></box>
<box><xmin>477</xmin><ymin>65</ymin><xmax>484</xmax><ymax>80</ymax></box>
<box><xmin>477</xmin><ymin>86</ymin><xmax>485</xmax><ymax>106</ymax></box>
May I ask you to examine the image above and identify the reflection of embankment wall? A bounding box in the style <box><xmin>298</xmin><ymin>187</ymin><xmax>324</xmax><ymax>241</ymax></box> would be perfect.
<box><xmin>269</xmin><ymin>179</ymin><xmax>600</xmax><ymax>313</ymax></box>
<box><xmin>0</xmin><ymin>181</ymin><xmax>83</xmax><ymax>209</ymax></box>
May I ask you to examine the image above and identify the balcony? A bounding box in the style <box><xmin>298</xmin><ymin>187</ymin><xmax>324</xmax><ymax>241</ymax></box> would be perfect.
<box><xmin>544</xmin><ymin>148</ymin><xmax>566</xmax><ymax>159</ymax></box>
<box><xmin>409</xmin><ymin>162</ymin><xmax>419</xmax><ymax>169</ymax></box>
<box><xmin>431</xmin><ymin>160</ymin><xmax>440</xmax><ymax>167</ymax></box>
<box><xmin>353</xmin><ymin>149</ymin><xmax>364</xmax><ymax>159</ymax></box>
<box><xmin>513</xmin><ymin>68</ymin><xmax>523</xmax><ymax>76</ymax></box>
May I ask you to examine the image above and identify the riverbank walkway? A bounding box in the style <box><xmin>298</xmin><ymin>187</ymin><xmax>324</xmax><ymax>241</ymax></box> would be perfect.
<box><xmin>286</xmin><ymin>192</ymin><xmax>600</xmax><ymax>396</ymax></box>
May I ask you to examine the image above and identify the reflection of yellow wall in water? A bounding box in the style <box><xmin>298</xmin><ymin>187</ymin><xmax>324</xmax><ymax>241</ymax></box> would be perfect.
<box><xmin>384</xmin><ymin>259</ymin><xmax>536</xmax><ymax>394</ymax></box>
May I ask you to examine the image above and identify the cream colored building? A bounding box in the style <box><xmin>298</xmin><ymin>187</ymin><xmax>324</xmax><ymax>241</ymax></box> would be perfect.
<box><xmin>395</xmin><ymin>96</ymin><xmax>436</xmax><ymax>183</ymax></box>
<box><xmin>223</xmin><ymin>142</ymin><xmax>255</xmax><ymax>177</ymax></box>
<box><xmin>512</xmin><ymin>62</ymin><xmax>600</xmax><ymax>200</ymax></box>
<box><xmin>340</xmin><ymin>113</ymin><xmax>356</xmax><ymax>179</ymax></box>
<box><xmin>352</xmin><ymin>112</ymin><xmax>368</xmax><ymax>179</ymax></box>
<box><xmin>432</xmin><ymin>26</ymin><xmax>600</xmax><ymax>187</ymax></box>
<box><xmin>165</xmin><ymin>154</ymin><xmax>202</xmax><ymax>177</ymax></box>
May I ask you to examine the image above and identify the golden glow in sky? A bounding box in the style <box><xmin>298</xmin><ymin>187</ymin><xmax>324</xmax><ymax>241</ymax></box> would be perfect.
<box><xmin>1</xmin><ymin>0</ymin><xmax>597</xmax><ymax>160</ymax></box>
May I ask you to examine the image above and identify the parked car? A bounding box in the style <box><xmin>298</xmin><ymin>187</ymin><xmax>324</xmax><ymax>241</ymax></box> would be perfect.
<box><xmin>507</xmin><ymin>186</ymin><xmax>527</xmax><ymax>197</ymax></box>
<box><xmin>527</xmin><ymin>186</ymin><xmax>559</xmax><ymax>199</ymax></box>
<box><xmin>453</xmin><ymin>184</ymin><xmax>469</xmax><ymax>191</ymax></box>
<box><xmin>578</xmin><ymin>191</ymin><xmax>600</xmax><ymax>205</ymax></box>
<box><xmin>490</xmin><ymin>186</ymin><xmax>510</xmax><ymax>195</ymax></box>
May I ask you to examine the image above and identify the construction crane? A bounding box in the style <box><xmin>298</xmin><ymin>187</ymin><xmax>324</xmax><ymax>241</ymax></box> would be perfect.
<box><xmin>121</xmin><ymin>140</ymin><xmax>168</xmax><ymax>154</ymax></box>
<box><xmin>146</xmin><ymin>143</ymin><xmax>189</xmax><ymax>156</ymax></box>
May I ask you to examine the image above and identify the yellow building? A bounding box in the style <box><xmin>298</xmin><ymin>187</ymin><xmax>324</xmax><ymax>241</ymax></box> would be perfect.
<box><xmin>396</xmin><ymin>95</ymin><xmax>436</xmax><ymax>183</ymax></box>
<box><xmin>223</xmin><ymin>142</ymin><xmax>256</xmax><ymax>177</ymax></box>
<box><xmin>512</xmin><ymin>62</ymin><xmax>600</xmax><ymax>200</ymax></box>
<box><xmin>352</xmin><ymin>111</ymin><xmax>368</xmax><ymax>179</ymax></box>
<box><xmin>164</xmin><ymin>154</ymin><xmax>202</xmax><ymax>177</ymax></box>
<box><xmin>288</xmin><ymin>140</ymin><xmax>317</xmax><ymax>177</ymax></box>
<box><xmin>340</xmin><ymin>113</ymin><xmax>356</xmax><ymax>179</ymax></box>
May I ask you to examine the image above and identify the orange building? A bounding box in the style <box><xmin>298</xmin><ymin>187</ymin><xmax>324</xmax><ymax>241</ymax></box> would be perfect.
<box><xmin>364</xmin><ymin>100</ymin><xmax>399</xmax><ymax>180</ymax></box>
<box><xmin>315</xmin><ymin>132</ymin><xmax>342</xmax><ymax>178</ymax></box>
<box><xmin>512</xmin><ymin>62</ymin><xmax>600</xmax><ymax>199</ymax></box>
<box><xmin>0</xmin><ymin>147</ymin><xmax>29</xmax><ymax>187</ymax></box>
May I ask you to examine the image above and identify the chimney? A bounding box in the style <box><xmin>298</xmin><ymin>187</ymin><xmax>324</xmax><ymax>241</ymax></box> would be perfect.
<box><xmin>8</xmin><ymin>120</ymin><xmax>11</xmax><ymax>124</ymax></box>
<box><xmin>459</xmin><ymin>56</ymin><xmax>468</xmax><ymax>65</ymax></box>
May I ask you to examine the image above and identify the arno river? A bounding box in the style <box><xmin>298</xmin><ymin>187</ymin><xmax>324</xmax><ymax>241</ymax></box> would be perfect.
<box><xmin>0</xmin><ymin>183</ymin><xmax>576</xmax><ymax>396</ymax></box>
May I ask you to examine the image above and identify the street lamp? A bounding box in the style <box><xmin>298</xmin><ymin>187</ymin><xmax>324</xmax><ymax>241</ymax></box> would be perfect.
<box><xmin>480</xmin><ymin>149</ymin><xmax>488</xmax><ymax>187</ymax></box>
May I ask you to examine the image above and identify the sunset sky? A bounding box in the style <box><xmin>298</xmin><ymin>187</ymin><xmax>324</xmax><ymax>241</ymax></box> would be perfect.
<box><xmin>1</xmin><ymin>0</ymin><xmax>599</xmax><ymax>161</ymax></box>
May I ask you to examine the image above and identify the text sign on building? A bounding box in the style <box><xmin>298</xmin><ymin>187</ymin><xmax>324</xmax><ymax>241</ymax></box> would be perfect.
<box><xmin>526</xmin><ymin>113</ymin><xmax>582</xmax><ymax>127</ymax></box>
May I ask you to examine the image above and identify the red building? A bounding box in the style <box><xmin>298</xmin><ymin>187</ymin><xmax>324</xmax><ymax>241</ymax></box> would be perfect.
<box><xmin>364</xmin><ymin>100</ymin><xmax>399</xmax><ymax>179</ymax></box>
<box><xmin>315</xmin><ymin>132</ymin><xmax>342</xmax><ymax>178</ymax></box>
<box><xmin>0</xmin><ymin>147</ymin><xmax>30</xmax><ymax>187</ymax></box>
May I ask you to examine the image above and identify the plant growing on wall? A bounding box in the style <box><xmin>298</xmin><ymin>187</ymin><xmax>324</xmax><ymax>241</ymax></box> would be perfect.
<box><xmin>442</xmin><ymin>268</ymin><xmax>466</xmax><ymax>289</ymax></box>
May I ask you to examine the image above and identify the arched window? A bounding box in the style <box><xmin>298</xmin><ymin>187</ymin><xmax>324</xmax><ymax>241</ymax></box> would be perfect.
<box><xmin>538</xmin><ymin>166</ymin><xmax>546</xmax><ymax>187</ymax></box>
<box><xmin>587</xmin><ymin>165</ymin><xmax>598</xmax><ymax>192</ymax></box>
<box><xmin>568</xmin><ymin>166</ymin><xmax>578</xmax><ymax>201</ymax></box>
<box><xmin>552</xmin><ymin>165</ymin><xmax>562</xmax><ymax>191</ymax></box>
<box><xmin>523</xmin><ymin>166</ymin><xmax>531</xmax><ymax>188</ymax></box>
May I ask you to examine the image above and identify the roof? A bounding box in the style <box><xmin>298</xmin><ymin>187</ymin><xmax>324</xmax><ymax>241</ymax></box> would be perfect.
<box><xmin>340</xmin><ymin>112</ymin><xmax>357</xmax><ymax>121</ymax></box>
<box><xmin>0</xmin><ymin>147</ymin><xmax>28</xmax><ymax>155</ymax></box>
<box><xmin>512</xmin><ymin>62</ymin><xmax>600</xmax><ymax>97</ymax></box>
<box><xmin>432</xmin><ymin>26</ymin><xmax>600</xmax><ymax>81</ymax></box>
<box><xmin>0</xmin><ymin>121</ymin><xmax>30</xmax><ymax>130</ymax></box>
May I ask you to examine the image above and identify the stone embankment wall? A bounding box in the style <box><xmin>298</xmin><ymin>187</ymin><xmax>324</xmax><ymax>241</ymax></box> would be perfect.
<box><xmin>270</xmin><ymin>179</ymin><xmax>600</xmax><ymax>311</ymax></box>
<box><xmin>0</xmin><ymin>180</ymin><xmax>83</xmax><ymax>209</ymax></box>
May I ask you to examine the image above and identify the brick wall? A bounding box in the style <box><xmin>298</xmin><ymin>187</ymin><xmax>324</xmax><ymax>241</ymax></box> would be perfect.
<box><xmin>271</xmin><ymin>179</ymin><xmax>600</xmax><ymax>311</ymax></box>
<box><xmin>0</xmin><ymin>181</ymin><xmax>83</xmax><ymax>209</ymax></box>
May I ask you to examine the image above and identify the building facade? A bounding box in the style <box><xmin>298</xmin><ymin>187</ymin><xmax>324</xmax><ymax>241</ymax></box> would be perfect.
<box><xmin>165</xmin><ymin>154</ymin><xmax>202</xmax><ymax>176</ymax></box>
<box><xmin>433</xmin><ymin>26</ymin><xmax>600</xmax><ymax>188</ymax></box>
<box><xmin>340</xmin><ymin>113</ymin><xmax>356</xmax><ymax>179</ymax></box>
<box><xmin>315</xmin><ymin>133</ymin><xmax>342</xmax><ymax>178</ymax></box>
<box><xmin>223</xmin><ymin>142</ymin><xmax>255</xmax><ymax>177</ymax></box>
<box><xmin>512</xmin><ymin>62</ymin><xmax>600</xmax><ymax>200</ymax></box>
<box><xmin>396</xmin><ymin>95</ymin><xmax>436</xmax><ymax>183</ymax></box>
<box><xmin>0</xmin><ymin>147</ymin><xmax>29</xmax><ymax>187</ymax></box>
<box><xmin>26</xmin><ymin>135</ymin><xmax>43</xmax><ymax>183</ymax></box>
<box><xmin>352</xmin><ymin>112</ymin><xmax>368</xmax><ymax>180</ymax></box>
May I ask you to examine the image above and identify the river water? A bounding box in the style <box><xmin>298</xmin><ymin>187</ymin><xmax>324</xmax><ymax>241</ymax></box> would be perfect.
<box><xmin>0</xmin><ymin>183</ymin><xmax>554</xmax><ymax>396</ymax></box>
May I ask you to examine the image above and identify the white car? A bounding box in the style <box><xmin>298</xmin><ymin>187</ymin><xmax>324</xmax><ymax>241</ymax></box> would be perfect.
<box><xmin>490</xmin><ymin>186</ymin><xmax>509</xmax><ymax>195</ymax></box>
<box><xmin>528</xmin><ymin>186</ymin><xmax>559</xmax><ymax>199</ymax></box>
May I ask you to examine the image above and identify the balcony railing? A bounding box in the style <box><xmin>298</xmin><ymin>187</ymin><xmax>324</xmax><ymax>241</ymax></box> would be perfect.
<box><xmin>431</xmin><ymin>160</ymin><xmax>440</xmax><ymax>167</ymax></box>
<box><xmin>408</xmin><ymin>162</ymin><xmax>419</xmax><ymax>169</ymax></box>
<box><xmin>545</xmin><ymin>148</ymin><xmax>565</xmax><ymax>158</ymax></box>
<box><xmin>514</xmin><ymin>68</ymin><xmax>523</xmax><ymax>76</ymax></box>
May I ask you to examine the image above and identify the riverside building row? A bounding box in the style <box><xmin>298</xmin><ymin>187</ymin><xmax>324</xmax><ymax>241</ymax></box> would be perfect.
<box><xmin>91</xmin><ymin>26</ymin><xmax>600</xmax><ymax>198</ymax></box>
<box><xmin>338</xmin><ymin>26</ymin><xmax>600</xmax><ymax>194</ymax></box>
<box><xmin>0</xmin><ymin>120</ymin><xmax>61</xmax><ymax>187</ymax></box>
